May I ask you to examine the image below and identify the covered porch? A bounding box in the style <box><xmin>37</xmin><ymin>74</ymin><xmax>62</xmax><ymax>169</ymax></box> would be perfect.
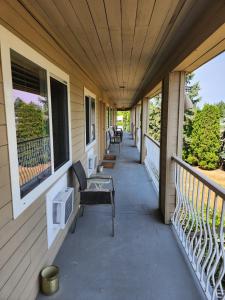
<box><xmin>38</xmin><ymin>133</ymin><xmax>204</xmax><ymax>300</ymax></box>
<box><xmin>0</xmin><ymin>1</ymin><xmax>225</xmax><ymax>299</ymax></box>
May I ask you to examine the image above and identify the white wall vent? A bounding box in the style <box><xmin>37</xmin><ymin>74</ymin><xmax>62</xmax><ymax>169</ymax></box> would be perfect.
<box><xmin>53</xmin><ymin>187</ymin><xmax>74</xmax><ymax>229</ymax></box>
<box><xmin>46</xmin><ymin>174</ymin><xmax>75</xmax><ymax>248</ymax></box>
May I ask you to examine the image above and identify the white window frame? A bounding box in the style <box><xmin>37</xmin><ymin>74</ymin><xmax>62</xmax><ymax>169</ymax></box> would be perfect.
<box><xmin>84</xmin><ymin>87</ymin><xmax>96</xmax><ymax>152</ymax></box>
<box><xmin>0</xmin><ymin>25</ymin><xmax>72</xmax><ymax>218</ymax></box>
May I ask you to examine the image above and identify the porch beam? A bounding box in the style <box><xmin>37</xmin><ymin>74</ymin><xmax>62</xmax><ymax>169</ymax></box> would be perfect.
<box><xmin>140</xmin><ymin>98</ymin><xmax>149</xmax><ymax>164</ymax></box>
<box><xmin>159</xmin><ymin>71</ymin><xmax>185</xmax><ymax>224</ymax></box>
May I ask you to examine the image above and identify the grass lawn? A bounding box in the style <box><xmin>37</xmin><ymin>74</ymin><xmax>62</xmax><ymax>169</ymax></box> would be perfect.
<box><xmin>194</xmin><ymin>167</ymin><xmax>225</xmax><ymax>190</ymax></box>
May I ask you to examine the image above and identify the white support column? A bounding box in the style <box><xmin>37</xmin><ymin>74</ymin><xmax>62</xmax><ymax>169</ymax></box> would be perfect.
<box><xmin>140</xmin><ymin>98</ymin><xmax>149</xmax><ymax>163</ymax></box>
<box><xmin>134</xmin><ymin>106</ymin><xmax>137</xmax><ymax>144</ymax></box>
<box><xmin>159</xmin><ymin>71</ymin><xmax>185</xmax><ymax>224</ymax></box>
<box><xmin>135</xmin><ymin>104</ymin><xmax>141</xmax><ymax>147</ymax></box>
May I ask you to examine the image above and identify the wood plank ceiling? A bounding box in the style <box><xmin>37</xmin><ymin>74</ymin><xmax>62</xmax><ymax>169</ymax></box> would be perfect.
<box><xmin>19</xmin><ymin>0</ymin><xmax>184</xmax><ymax>108</ymax></box>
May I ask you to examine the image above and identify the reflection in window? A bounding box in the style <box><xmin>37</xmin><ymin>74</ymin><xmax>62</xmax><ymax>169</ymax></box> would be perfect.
<box><xmin>11</xmin><ymin>50</ymin><xmax>51</xmax><ymax>198</ymax></box>
<box><xmin>85</xmin><ymin>95</ymin><xmax>95</xmax><ymax>145</ymax></box>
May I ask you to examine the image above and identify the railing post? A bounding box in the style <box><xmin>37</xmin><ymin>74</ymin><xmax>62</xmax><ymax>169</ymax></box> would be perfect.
<box><xmin>140</xmin><ymin>98</ymin><xmax>149</xmax><ymax>163</ymax></box>
<box><xmin>159</xmin><ymin>71</ymin><xmax>185</xmax><ymax>224</ymax></box>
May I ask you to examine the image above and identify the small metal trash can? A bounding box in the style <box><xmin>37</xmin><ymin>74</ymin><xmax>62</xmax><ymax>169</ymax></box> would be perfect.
<box><xmin>40</xmin><ymin>265</ymin><xmax>59</xmax><ymax>295</ymax></box>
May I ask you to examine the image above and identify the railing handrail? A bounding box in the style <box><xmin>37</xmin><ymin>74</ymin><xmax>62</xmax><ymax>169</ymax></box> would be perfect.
<box><xmin>144</xmin><ymin>134</ymin><xmax>160</xmax><ymax>148</ymax></box>
<box><xmin>17</xmin><ymin>135</ymin><xmax>49</xmax><ymax>145</ymax></box>
<box><xmin>172</xmin><ymin>155</ymin><xmax>225</xmax><ymax>200</ymax></box>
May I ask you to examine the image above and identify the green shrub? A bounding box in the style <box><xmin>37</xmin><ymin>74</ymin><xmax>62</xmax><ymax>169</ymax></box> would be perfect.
<box><xmin>187</xmin><ymin>104</ymin><xmax>221</xmax><ymax>170</ymax></box>
<box><xmin>186</xmin><ymin>155</ymin><xmax>198</xmax><ymax>166</ymax></box>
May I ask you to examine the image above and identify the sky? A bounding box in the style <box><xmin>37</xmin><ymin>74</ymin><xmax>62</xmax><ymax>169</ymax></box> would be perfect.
<box><xmin>193</xmin><ymin>51</ymin><xmax>225</xmax><ymax>108</ymax></box>
<box><xmin>13</xmin><ymin>89</ymin><xmax>45</xmax><ymax>107</ymax></box>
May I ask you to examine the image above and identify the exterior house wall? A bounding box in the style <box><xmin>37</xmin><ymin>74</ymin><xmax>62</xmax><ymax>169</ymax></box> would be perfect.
<box><xmin>0</xmin><ymin>2</ymin><xmax>112</xmax><ymax>299</ymax></box>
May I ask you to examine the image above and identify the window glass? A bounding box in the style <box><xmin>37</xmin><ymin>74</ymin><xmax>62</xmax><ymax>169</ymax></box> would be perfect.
<box><xmin>91</xmin><ymin>98</ymin><xmax>95</xmax><ymax>141</ymax></box>
<box><xmin>50</xmin><ymin>77</ymin><xmax>69</xmax><ymax>171</ymax></box>
<box><xmin>85</xmin><ymin>96</ymin><xmax>90</xmax><ymax>145</ymax></box>
<box><xmin>11</xmin><ymin>50</ymin><xmax>51</xmax><ymax>198</ymax></box>
<box><xmin>85</xmin><ymin>95</ymin><xmax>95</xmax><ymax>145</ymax></box>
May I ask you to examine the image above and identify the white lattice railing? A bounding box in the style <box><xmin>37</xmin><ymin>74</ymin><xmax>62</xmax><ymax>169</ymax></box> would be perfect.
<box><xmin>144</xmin><ymin>134</ymin><xmax>160</xmax><ymax>193</ymax></box>
<box><xmin>136</xmin><ymin>127</ymin><xmax>141</xmax><ymax>152</ymax></box>
<box><xmin>172</xmin><ymin>156</ymin><xmax>225</xmax><ymax>300</ymax></box>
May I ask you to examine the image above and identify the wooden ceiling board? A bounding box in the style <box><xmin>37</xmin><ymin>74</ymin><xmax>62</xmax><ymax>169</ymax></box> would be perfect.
<box><xmin>18</xmin><ymin>0</ymin><xmax>225</xmax><ymax>108</ymax></box>
<box><xmin>175</xmin><ymin>24</ymin><xmax>225</xmax><ymax>72</ymax></box>
<box><xmin>129</xmin><ymin>0</ymin><xmax>177</xmax><ymax>94</ymax></box>
<box><xmin>133</xmin><ymin>0</ymin><xmax>225</xmax><ymax>103</ymax></box>
<box><xmin>21</xmin><ymin>0</ymin><xmax>107</xmax><ymax>89</ymax></box>
<box><xmin>121</xmin><ymin>0</ymin><xmax>137</xmax><ymax>100</ymax></box>
<box><xmin>87</xmin><ymin>0</ymin><xmax>119</xmax><ymax>93</ymax></box>
<box><xmin>69</xmin><ymin>0</ymin><xmax>117</xmax><ymax>94</ymax></box>
<box><xmin>126</xmin><ymin>0</ymin><xmax>155</xmax><ymax>100</ymax></box>
<box><xmin>104</xmin><ymin>0</ymin><xmax>123</xmax><ymax>90</ymax></box>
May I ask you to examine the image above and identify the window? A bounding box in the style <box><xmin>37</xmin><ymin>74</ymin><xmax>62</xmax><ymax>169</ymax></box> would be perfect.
<box><xmin>85</xmin><ymin>90</ymin><xmax>96</xmax><ymax>147</ymax></box>
<box><xmin>0</xmin><ymin>25</ymin><xmax>71</xmax><ymax>218</ymax></box>
<box><xmin>50</xmin><ymin>77</ymin><xmax>69</xmax><ymax>171</ymax></box>
<box><xmin>106</xmin><ymin>107</ymin><xmax>109</xmax><ymax>129</ymax></box>
<box><xmin>11</xmin><ymin>50</ymin><xmax>51</xmax><ymax>198</ymax></box>
<box><xmin>109</xmin><ymin>108</ymin><xmax>112</xmax><ymax>126</ymax></box>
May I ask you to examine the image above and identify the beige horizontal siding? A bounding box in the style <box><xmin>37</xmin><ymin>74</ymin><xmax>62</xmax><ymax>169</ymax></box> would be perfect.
<box><xmin>0</xmin><ymin>1</ymin><xmax>111</xmax><ymax>299</ymax></box>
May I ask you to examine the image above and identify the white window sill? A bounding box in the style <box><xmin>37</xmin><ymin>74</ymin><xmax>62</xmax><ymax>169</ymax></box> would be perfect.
<box><xmin>13</xmin><ymin>160</ymin><xmax>72</xmax><ymax>218</ymax></box>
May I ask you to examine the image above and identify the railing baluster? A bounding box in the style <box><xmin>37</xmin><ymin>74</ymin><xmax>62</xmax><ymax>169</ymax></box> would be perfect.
<box><xmin>171</xmin><ymin>156</ymin><xmax>225</xmax><ymax>299</ymax></box>
<box><xmin>144</xmin><ymin>135</ymin><xmax>160</xmax><ymax>193</ymax></box>
<box><xmin>212</xmin><ymin>200</ymin><xmax>225</xmax><ymax>299</ymax></box>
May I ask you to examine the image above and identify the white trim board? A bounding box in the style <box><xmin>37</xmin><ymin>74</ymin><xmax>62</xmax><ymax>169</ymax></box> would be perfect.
<box><xmin>0</xmin><ymin>25</ymin><xmax>72</xmax><ymax>218</ymax></box>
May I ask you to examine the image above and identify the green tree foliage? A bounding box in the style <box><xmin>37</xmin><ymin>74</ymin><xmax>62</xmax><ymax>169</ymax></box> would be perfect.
<box><xmin>117</xmin><ymin>111</ymin><xmax>130</xmax><ymax>131</ymax></box>
<box><xmin>148</xmin><ymin>94</ymin><xmax>161</xmax><ymax>142</ymax></box>
<box><xmin>186</xmin><ymin>104</ymin><xmax>221</xmax><ymax>170</ymax></box>
<box><xmin>15</xmin><ymin>98</ymin><xmax>47</xmax><ymax>142</ymax></box>
<box><xmin>215</xmin><ymin>101</ymin><xmax>225</xmax><ymax>118</ymax></box>
<box><xmin>183</xmin><ymin>73</ymin><xmax>201</xmax><ymax>160</ymax></box>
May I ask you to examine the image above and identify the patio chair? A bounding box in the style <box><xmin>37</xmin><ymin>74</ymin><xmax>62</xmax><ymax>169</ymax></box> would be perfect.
<box><xmin>71</xmin><ymin>160</ymin><xmax>115</xmax><ymax>236</ymax></box>
<box><xmin>108</xmin><ymin>128</ymin><xmax>121</xmax><ymax>153</ymax></box>
<box><xmin>113</xmin><ymin>126</ymin><xmax>123</xmax><ymax>142</ymax></box>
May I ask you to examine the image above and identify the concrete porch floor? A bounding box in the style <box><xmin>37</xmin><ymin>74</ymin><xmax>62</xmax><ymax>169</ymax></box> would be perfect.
<box><xmin>38</xmin><ymin>133</ymin><xmax>205</xmax><ymax>300</ymax></box>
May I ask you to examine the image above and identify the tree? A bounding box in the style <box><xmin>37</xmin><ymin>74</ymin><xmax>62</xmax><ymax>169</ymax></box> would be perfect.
<box><xmin>117</xmin><ymin>111</ymin><xmax>130</xmax><ymax>131</ymax></box>
<box><xmin>183</xmin><ymin>73</ymin><xmax>201</xmax><ymax>160</ymax></box>
<box><xmin>186</xmin><ymin>104</ymin><xmax>221</xmax><ymax>170</ymax></box>
<box><xmin>15</xmin><ymin>98</ymin><xmax>47</xmax><ymax>142</ymax></box>
<box><xmin>215</xmin><ymin>101</ymin><xmax>225</xmax><ymax>119</ymax></box>
<box><xmin>148</xmin><ymin>94</ymin><xmax>161</xmax><ymax>142</ymax></box>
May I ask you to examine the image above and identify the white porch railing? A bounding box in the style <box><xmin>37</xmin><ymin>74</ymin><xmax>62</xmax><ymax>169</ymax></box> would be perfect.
<box><xmin>144</xmin><ymin>134</ymin><xmax>160</xmax><ymax>193</ymax></box>
<box><xmin>172</xmin><ymin>156</ymin><xmax>225</xmax><ymax>300</ymax></box>
<box><xmin>136</xmin><ymin>127</ymin><xmax>141</xmax><ymax>152</ymax></box>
